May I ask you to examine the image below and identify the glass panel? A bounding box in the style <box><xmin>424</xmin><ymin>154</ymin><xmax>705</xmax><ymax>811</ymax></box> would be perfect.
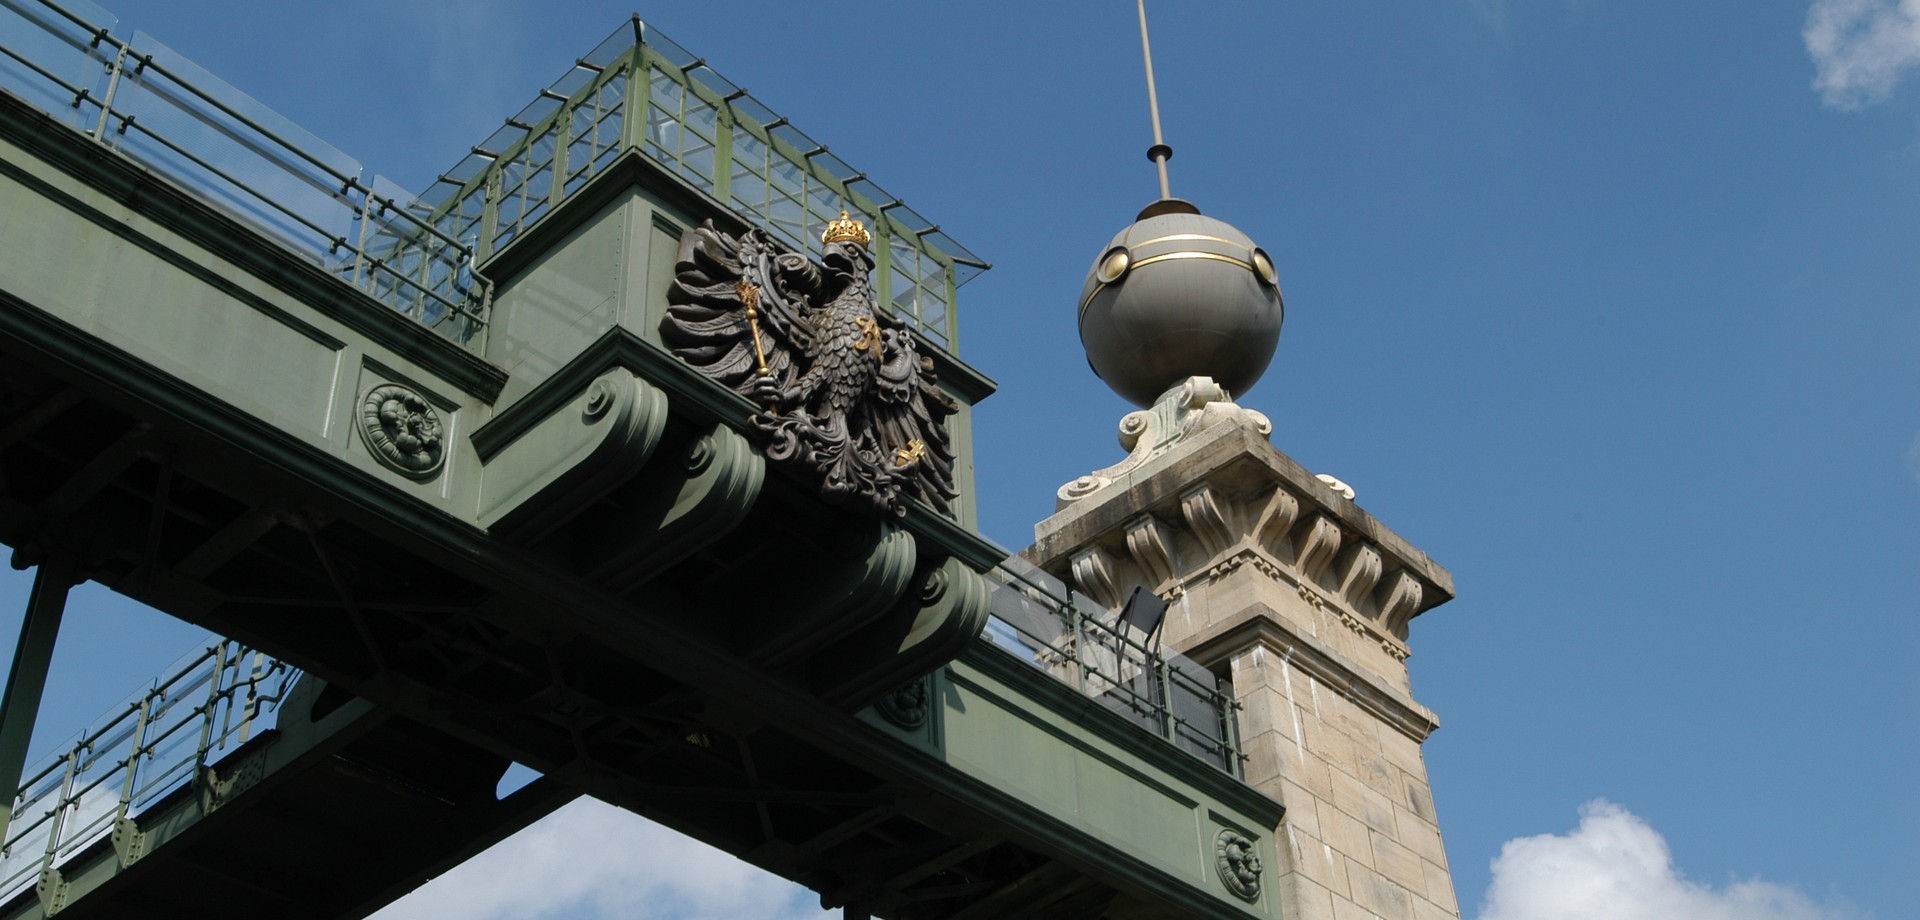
<box><xmin>807</xmin><ymin>184</ymin><xmax>839</xmax><ymax>218</ymax></box>
<box><xmin>687</xmin><ymin>65</ymin><xmax>738</xmax><ymax>98</ymax></box>
<box><xmin>595</xmin><ymin>140</ymin><xmax>622</xmax><ymax>172</ymax></box>
<box><xmin>684</xmin><ymin>99</ymin><xmax>718</xmax><ymax>140</ymax></box>
<box><xmin>770</xmin><ymin>194</ymin><xmax>804</xmax><ymax>247</ymax></box>
<box><xmin>919</xmin><ymin>251</ymin><xmax>946</xmax><ymax>288</ymax></box>
<box><xmin>680</xmin><ymin>165</ymin><xmax>713</xmax><ymax>194</ymax></box>
<box><xmin>890</xmin><ymin>268</ymin><xmax>917</xmax><ymax>315</ymax></box>
<box><xmin>568</xmin><ymin>137</ymin><xmax>593</xmax><ymax>177</ymax></box>
<box><xmin>682</xmin><ymin>138</ymin><xmax>714</xmax><ymax>178</ymax></box>
<box><xmin>733</xmin><ymin>127</ymin><xmax>767</xmax><ymax>167</ymax></box>
<box><xmin>0</xmin><ymin>2</ymin><xmax>114</xmax><ymax>131</ymax></box>
<box><xmin>889</xmin><ymin>238</ymin><xmax>918</xmax><ymax>283</ymax></box>
<box><xmin>806</xmin><ymin>209</ymin><xmax>835</xmax><ymax>248</ymax></box>
<box><xmin>646</xmin><ymin>31</ymin><xmax>697</xmax><ymax>69</ymax></box>
<box><xmin>526</xmin><ymin>163</ymin><xmax>553</xmax><ymax>204</ymax></box>
<box><xmin>529</xmin><ymin>129</ymin><xmax>557</xmax><ymax>168</ymax></box>
<box><xmin>509</xmin><ymin>94</ymin><xmax>561</xmax><ymax>128</ymax></box>
<box><xmin>734</xmin><ymin>97</ymin><xmax>777</xmax><ymax>125</ymax></box>
<box><xmin>920</xmin><ymin>286</ymin><xmax>947</xmax><ymax>338</ymax></box>
<box><xmin>647</xmin><ymin>106</ymin><xmax>681</xmax><ymax>152</ymax></box>
<box><xmin>549</xmin><ymin>67</ymin><xmax>592</xmax><ymax>100</ymax></box>
<box><xmin>648</xmin><ymin>68</ymin><xmax>682</xmax><ymax>113</ymax></box>
<box><xmin>495</xmin><ymin>192</ymin><xmax>524</xmax><ymax>236</ymax></box>
<box><xmin>597</xmin><ymin>108</ymin><xmax>623</xmax><ymax>152</ymax></box>
<box><xmin>583</xmin><ymin>23</ymin><xmax>635</xmax><ymax>68</ymax></box>
<box><xmin>770</xmin><ymin>159</ymin><xmax>803</xmax><ymax>198</ymax></box>
<box><xmin>731</xmin><ymin>169</ymin><xmax>766</xmax><ymax>212</ymax></box>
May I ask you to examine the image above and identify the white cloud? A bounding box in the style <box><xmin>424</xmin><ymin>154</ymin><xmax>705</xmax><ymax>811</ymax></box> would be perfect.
<box><xmin>368</xmin><ymin>798</ymin><xmax>830</xmax><ymax>920</ymax></box>
<box><xmin>1805</xmin><ymin>0</ymin><xmax>1920</xmax><ymax>110</ymax></box>
<box><xmin>1477</xmin><ymin>800</ymin><xmax>1851</xmax><ymax>920</ymax></box>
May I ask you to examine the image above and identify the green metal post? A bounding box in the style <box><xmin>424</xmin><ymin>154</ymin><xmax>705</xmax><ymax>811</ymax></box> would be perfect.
<box><xmin>0</xmin><ymin>553</ymin><xmax>78</xmax><ymax>845</ymax></box>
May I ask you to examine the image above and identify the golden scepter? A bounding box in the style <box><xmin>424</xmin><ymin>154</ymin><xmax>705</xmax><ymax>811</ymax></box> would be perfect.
<box><xmin>734</xmin><ymin>278</ymin><xmax>770</xmax><ymax>377</ymax></box>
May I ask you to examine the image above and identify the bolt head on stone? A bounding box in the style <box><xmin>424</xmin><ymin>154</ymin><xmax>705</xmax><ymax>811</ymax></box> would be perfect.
<box><xmin>1078</xmin><ymin>201</ymin><xmax>1284</xmax><ymax>407</ymax></box>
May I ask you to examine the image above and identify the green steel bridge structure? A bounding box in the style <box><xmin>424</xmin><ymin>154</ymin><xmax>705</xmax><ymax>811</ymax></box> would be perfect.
<box><xmin>0</xmin><ymin>3</ymin><xmax>1284</xmax><ymax>917</ymax></box>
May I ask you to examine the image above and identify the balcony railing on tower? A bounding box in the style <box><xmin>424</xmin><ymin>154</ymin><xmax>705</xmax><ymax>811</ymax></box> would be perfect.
<box><xmin>0</xmin><ymin>1</ymin><xmax>987</xmax><ymax>355</ymax></box>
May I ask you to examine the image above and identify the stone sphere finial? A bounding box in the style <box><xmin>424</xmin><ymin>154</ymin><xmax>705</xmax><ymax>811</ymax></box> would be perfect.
<box><xmin>1077</xmin><ymin>200</ymin><xmax>1284</xmax><ymax>407</ymax></box>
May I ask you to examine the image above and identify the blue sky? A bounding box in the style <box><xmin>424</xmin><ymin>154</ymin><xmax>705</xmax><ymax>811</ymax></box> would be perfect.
<box><xmin>2</xmin><ymin>2</ymin><xmax>1916</xmax><ymax>918</ymax></box>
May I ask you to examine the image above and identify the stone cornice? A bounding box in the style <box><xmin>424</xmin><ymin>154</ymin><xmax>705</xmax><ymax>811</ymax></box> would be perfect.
<box><xmin>1032</xmin><ymin>417</ymin><xmax>1452</xmax><ymax>660</ymax></box>
<box><xmin>1038</xmin><ymin>420</ymin><xmax>1452</xmax><ymax>611</ymax></box>
<box><xmin>1179</xmin><ymin>605</ymin><xmax>1441</xmax><ymax>743</ymax></box>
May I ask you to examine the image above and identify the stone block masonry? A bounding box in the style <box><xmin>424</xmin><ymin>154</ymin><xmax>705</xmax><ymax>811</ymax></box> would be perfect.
<box><xmin>1030</xmin><ymin>378</ymin><xmax>1461</xmax><ymax>920</ymax></box>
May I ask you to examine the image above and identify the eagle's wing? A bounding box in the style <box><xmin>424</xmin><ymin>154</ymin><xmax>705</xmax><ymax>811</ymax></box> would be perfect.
<box><xmin>662</xmin><ymin>221</ymin><xmax>817</xmax><ymax>394</ymax></box>
<box><xmin>870</xmin><ymin>318</ymin><xmax>958</xmax><ymax>514</ymax></box>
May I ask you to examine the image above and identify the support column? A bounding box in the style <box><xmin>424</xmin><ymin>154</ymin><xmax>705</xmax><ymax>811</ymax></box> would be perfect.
<box><xmin>1029</xmin><ymin>389</ymin><xmax>1462</xmax><ymax>920</ymax></box>
<box><xmin>0</xmin><ymin>554</ymin><xmax>78</xmax><ymax>844</ymax></box>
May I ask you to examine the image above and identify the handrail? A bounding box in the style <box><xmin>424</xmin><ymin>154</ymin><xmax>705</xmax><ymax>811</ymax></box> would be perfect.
<box><xmin>981</xmin><ymin>559</ymin><xmax>1245</xmax><ymax>775</ymax></box>
<box><xmin>0</xmin><ymin>638</ymin><xmax>295</xmax><ymax>903</ymax></box>
<box><xmin>0</xmin><ymin>0</ymin><xmax>489</xmax><ymax>348</ymax></box>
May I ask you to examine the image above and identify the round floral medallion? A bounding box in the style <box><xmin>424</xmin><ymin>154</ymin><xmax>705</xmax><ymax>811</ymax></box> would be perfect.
<box><xmin>875</xmin><ymin>677</ymin><xmax>929</xmax><ymax>730</ymax></box>
<box><xmin>358</xmin><ymin>384</ymin><xmax>444</xmax><ymax>479</ymax></box>
<box><xmin>1214</xmin><ymin>829</ymin><xmax>1262</xmax><ymax>902</ymax></box>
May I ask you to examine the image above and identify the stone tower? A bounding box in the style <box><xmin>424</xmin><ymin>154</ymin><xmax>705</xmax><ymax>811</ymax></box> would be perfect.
<box><xmin>1049</xmin><ymin>7</ymin><xmax>1461</xmax><ymax>911</ymax></box>
<box><xmin>1026</xmin><ymin>381</ymin><xmax>1459</xmax><ymax>920</ymax></box>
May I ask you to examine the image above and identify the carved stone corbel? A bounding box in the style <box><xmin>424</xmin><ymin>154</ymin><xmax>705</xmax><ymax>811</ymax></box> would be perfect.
<box><xmin>1291</xmin><ymin>513</ymin><xmax>1343</xmax><ymax>579</ymax></box>
<box><xmin>1376</xmin><ymin>571</ymin><xmax>1425</xmax><ymax>639</ymax></box>
<box><xmin>1252</xmin><ymin>485</ymin><xmax>1300</xmax><ymax>561</ymax></box>
<box><xmin>1125</xmin><ymin>514</ymin><xmax>1176</xmax><ymax>590</ymax></box>
<box><xmin>1180</xmin><ymin>484</ymin><xmax>1239</xmax><ymax>559</ymax></box>
<box><xmin>1335</xmin><ymin>544</ymin><xmax>1383</xmax><ymax>611</ymax></box>
<box><xmin>1069</xmin><ymin>545</ymin><xmax>1125</xmax><ymax>610</ymax></box>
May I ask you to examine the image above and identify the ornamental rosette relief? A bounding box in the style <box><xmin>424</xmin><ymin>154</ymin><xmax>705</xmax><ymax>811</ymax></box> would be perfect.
<box><xmin>358</xmin><ymin>384</ymin><xmax>444</xmax><ymax>479</ymax></box>
<box><xmin>1214</xmin><ymin>829</ymin><xmax>1263</xmax><ymax>902</ymax></box>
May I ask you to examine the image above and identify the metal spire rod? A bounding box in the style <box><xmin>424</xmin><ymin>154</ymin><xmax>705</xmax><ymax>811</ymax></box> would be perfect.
<box><xmin>1138</xmin><ymin>0</ymin><xmax>1173</xmax><ymax>200</ymax></box>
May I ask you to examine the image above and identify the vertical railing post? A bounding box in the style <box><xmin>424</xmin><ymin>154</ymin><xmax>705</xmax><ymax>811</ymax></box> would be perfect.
<box><xmin>1222</xmin><ymin>681</ymin><xmax>1245</xmax><ymax>777</ymax></box>
<box><xmin>623</xmin><ymin>43</ymin><xmax>647</xmax><ymax>158</ymax></box>
<box><xmin>412</xmin><ymin>222</ymin><xmax>433</xmax><ymax>321</ymax></box>
<box><xmin>1155</xmin><ymin>657</ymin><xmax>1174</xmax><ymax>742</ymax></box>
<box><xmin>477</xmin><ymin>168</ymin><xmax>501</xmax><ymax>263</ymax></box>
<box><xmin>349</xmin><ymin>185</ymin><xmax>375</xmax><ymax>286</ymax></box>
<box><xmin>943</xmin><ymin>263</ymin><xmax>958</xmax><ymax>350</ymax></box>
<box><xmin>550</xmin><ymin>103</ymin><xmax>572</xmax><ymax>212</ymax></box>
<box><xmin>112</xmin><ymin>694</ymin><xmax>152</xmax><ymax>830</ymax></box>
<box><xmin>91</xmin><ymin>43</ymin><xmax>128</xmax><ymax>142</ymax></box>
<box><xmin>0</xmin><ymin>554</ymin><xmax>78</xmax><ymax>846</ymax></box>
<box><xmin>1068</xmin><ymin>605</ymin><xmax>1086</xmax><ymax>694</ymax></box>
<box><xmin>189</xmin><ymin>644</ymin><xmax>229</xmax><ymax>794</ymax></box>
<box><xmin>239</xmin><ymin>652</ymin><xmax>264</xmax><ymax>744</ymax></box>
<box><xmin>711</xmin><ymin>98</ymin><xmax>733</xmax><ymax>205</ymax></box>
<box><xmin>36</xmin><ymin>747</ymin><xmax>79</xmax><ymax>880</ymax></box>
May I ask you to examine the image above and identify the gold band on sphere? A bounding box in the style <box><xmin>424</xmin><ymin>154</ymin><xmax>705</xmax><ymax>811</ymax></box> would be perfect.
<box><xmin>1128</xmin><ymin>250</ymin><xmax>1254</xmax><ymax>272</ymax></box>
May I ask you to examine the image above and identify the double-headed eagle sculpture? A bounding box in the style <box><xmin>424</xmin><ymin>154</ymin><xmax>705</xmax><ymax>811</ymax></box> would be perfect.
<box><xmin>663</xmin><ymin>211</ymin><xmax>957</xmax><ymax>518</ymax></box>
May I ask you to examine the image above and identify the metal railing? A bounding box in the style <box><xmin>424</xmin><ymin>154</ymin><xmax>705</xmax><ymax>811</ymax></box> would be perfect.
<box><xmin>407</xmin><ymin>17</ymin><xmax>987</xmax><ymax>352</ymax></box>
<box><xmin>0</xmin><ymin>0</ymin><xmax>490</xmax><ymax>348</ymax></box>
<box><xmin>0</xmin><ymin>638</ymin><xmax>294</xmax><ymax>903</ymax></box>
<box><xmin>0</xmin><ymin>2</ymin><xmax>989</xmax><ymax>354</ymax></box>
<box><xmin>983</xmin><ymin>557</ymin><xmax>1245</xmax><ymax>775</ymax></box>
